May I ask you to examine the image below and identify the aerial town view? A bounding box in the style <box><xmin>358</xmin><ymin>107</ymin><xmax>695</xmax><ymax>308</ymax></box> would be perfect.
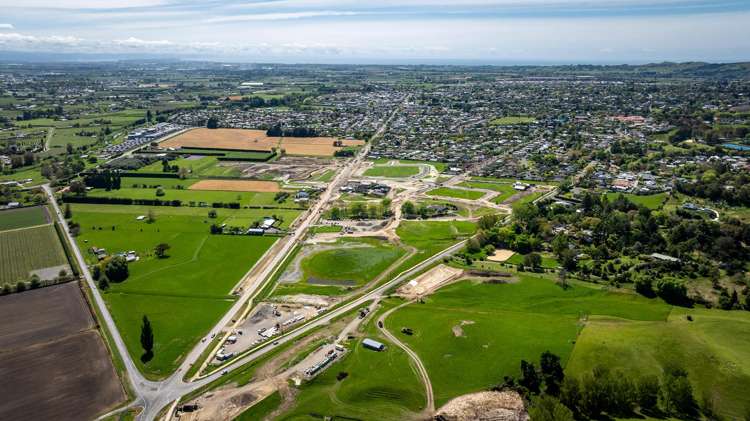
<box><xmin>1</xmin><ymin>1</ymin><xmax>749</xmax><ymax>421</ymax></box>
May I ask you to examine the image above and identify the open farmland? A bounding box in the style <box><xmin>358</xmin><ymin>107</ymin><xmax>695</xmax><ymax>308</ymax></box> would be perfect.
<box><xmin>387</xmin><ymin>275</ymin><xmax>672</xmax><ymax>406</ymax></box>
<box><xmin>189</xmin><ymin>179</ymin><xmax>280</xmax><ymax>192</ymax></box>
<box><xmin>70</xmin><ymin>203</ymin><xmax>290</xmax><ymax>377</ymax></box>
<box><xmin>0</xmin><ymin>206</ymin><xmax>49</xmax><ymax>231</ymax></box>
<box><xmin>160</xmin><ymin>128</ymin><xmax>364</xmax><ymax>157</ymax></box>
<box><xmin>0</xmin><ymin>224</ymin><xmax>68</xmax><ymax>284</ymax></box>
<box><xmin>0</xmin><ymin>283</ymin><xmax>125</xmax><ymax>420</ymax></box>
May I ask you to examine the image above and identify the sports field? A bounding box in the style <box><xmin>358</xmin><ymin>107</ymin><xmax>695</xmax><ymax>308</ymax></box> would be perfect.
<box><xmin>0</xmin><ymin>225</ymin><xmax>68</xmax><ymax>284</ymax></box>
<box><xmin>364</xmin><ymin>165</ymin><xmax>420</xmax><ymax>178</ymax></box>
<box><xmin>0</xmin><ymin>206</ymin><xmax>49</xmax><ymax>231</ymax></box>
<box><xmin>387</xmin><ymin>275</ymin><xmax>672</xmax><ymax>406</ymax></box>
<box><xmin>160</xmin><ymin>128</ymin><xmax>363</xmax><ymax>157</ymax></box>
<box><xmin>566</xmin><ymin>307</ymin><xmax>750</xmax><ymax>419</ymax></box>
<box><xmin>70</xmin><ymin>204</ymin><xmax>288</xmax><ymax>376</ymax></box>
<box><xmin>426</xmin><ymin>187</ymin><xmax>485</xmax><ymax>201</ymax></box>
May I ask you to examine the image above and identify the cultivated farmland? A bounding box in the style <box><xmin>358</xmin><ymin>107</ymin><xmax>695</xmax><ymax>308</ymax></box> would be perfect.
<box><xmin>160</xmin><ymin>128</ymin><xmax>364</xmax><ymax>157</ymax></box>
<box><xmin>0</xmin><ymin>283</ymin><xmax>125</xmax><ymax>420</ymax></box>
<box><xmin>0</xmin><ymin>206</ymin><xmax>49</xmax><ymax>231</ymax></box>
<box><xmin>0</xmin><ymin>224</ymin><xmax>68</xmax><ymax>284</ymax></box>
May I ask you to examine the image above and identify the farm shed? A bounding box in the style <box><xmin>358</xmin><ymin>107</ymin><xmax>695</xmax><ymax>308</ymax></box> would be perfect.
<box><xmin>362</xmin><ymin>338</ymin><xmax>385</xmax><ymax>352</ymax></box>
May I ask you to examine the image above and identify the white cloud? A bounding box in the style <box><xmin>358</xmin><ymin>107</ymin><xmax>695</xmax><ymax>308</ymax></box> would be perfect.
<box><xmin>114</xmin><ymin>36</ymin><xmax>173</xmax><ymax>47</ymax></box>
<box><xmin>0</xmin><ymin>0</ymin><xmax>166</xmax><ymax>9</ymax></box>
<box><xmin>205</xmin><ymin>11</ymin><xmax>359</xmax><ymax>23</ymax></box>
<box><xmin>0</xmin><ymin>24</ymin><xmax>13</xmax><ymax>29</ymax></box>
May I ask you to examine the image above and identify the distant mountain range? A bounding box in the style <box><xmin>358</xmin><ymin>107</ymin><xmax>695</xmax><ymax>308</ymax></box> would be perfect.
<box><xmin>0</xmin><ymin>50</ymin><xmax>748</xmax><ymax>79</ymax></box>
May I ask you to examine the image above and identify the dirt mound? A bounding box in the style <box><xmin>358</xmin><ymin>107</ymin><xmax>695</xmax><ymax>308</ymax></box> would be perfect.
<box><xmin>436</xmin><ymin>390</ymin><xmax>528</xmax><ymax>421</ymax></box>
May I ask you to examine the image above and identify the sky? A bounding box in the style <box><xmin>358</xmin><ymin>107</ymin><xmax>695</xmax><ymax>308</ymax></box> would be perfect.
<box><xmin>0</xmin><ymin>0</ymin><xmax>749</xmax><ymax>64</ymax></box>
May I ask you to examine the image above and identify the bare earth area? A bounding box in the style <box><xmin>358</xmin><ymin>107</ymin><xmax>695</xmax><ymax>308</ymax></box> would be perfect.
<box><xmin>436</xmin><ymin>390</ymin><xmax>528</xmax><ymax>421</ymax></box>
<box><xmin>189</xmin><ymin>179</ymin><xmax>281</xmax><ymax>192</ymax></box>
<box><xmin>397</xmin><ymin>264</ymin><xmax>463</xmax><ymax>299</ymax></box>
<box><xmin>0</xmin><ymin>283</ymin><xmax>125</xmax><ymax>421</ymax></box>
<box><xmin>160</xmin><ymin>128</ymin><xmax>363</xmax><ymax>157</ymax></box>
<box><xmin>487</xmin><ymin>249</ymin><xmax>515</xmax><ymax>262</ymax></box>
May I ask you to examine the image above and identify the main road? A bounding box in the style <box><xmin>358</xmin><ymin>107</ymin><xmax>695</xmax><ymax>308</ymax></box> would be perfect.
<box><xmin>45</xmin><ymin>98</ymin><xmax>416</xmax><ymax>420</ymax></box>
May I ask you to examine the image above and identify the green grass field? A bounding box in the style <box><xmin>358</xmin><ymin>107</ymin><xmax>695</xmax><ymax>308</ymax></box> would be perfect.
<box><xmin>506</xmin><ymin>253</ymin><xmax>559</xmax><ymax>269</ymax></box>
<box><xmin>567</xmin><ymin>308</ymin><xmax>750</xmax><ymax>419</ymax></box>
<box><xmin>0</xmin><ymin>206</ymin><xmax>48</xmax><ymax>231</ymax></box>
<box><xmin>279</xmin><ymin>301</ymin><xmax>425</xmax><ymax>420</ymax></box>
<box><xmin>70</xmin><ymin>204</ymin><xmax>283</xmax><ymax>377</ymax></box>
<box><xmin>0</xmin><ymin>225</ymin><xmax>68</xmax><ymax>283</ymax></box>
<box><xmin>300</xmin><ymin>238</ymin><xmax>406</xmax><ymax>286</ymax></box>
<box><xmin>458</xmin><ymin>181</ymin><xmax>517</xmax><ymax>203</ymax></box>
<box><xmin>312</xmin><ymin>169</ymin><xmax>336</xmax><ymax>182</ymax></box>
<box><xmin>490</xmin><ymin>116</ymin><xmax>536</xmax><ymax>125</ymax></box>
<box><xmin>392</xmin><ymin>220</ymin><xmax>477</xmax><ymax>277</ymax></box>
<box><xmin>364</xmin><ymin>165</ymin><xmax>421</xmax><ymax>178</ymax></box>
<box><xmin>605</xmin><ymin>192</ymin><xmax>668</xmax><ymax>210</ymax></box>
<box><xmin>387</xmin><ymin>275</ymin><xmax>672</xmax><ymax>406</ymax></box>
<box><xmin>372</xmin><ymin>158</ymin><xmax>447</xmax><ymax>173</ymax></box>
<box><xmin>427</xmin><ymin>187</ymin><xmax>485</xmax><ymax>201</ymax></box>
<box><xmin>512</xmin><ymin>191</ymin><xmax>544</xmax><ymax>206</ymax></box>
<box><xmin>86</xmin><ymin>186</ymin><xmax>298</xmax><ymax>208</ymax></box>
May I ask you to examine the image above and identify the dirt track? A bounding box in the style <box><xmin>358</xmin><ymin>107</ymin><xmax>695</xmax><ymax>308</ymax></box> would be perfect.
<box><xmin>189</xmin><ymin>179</ymin><xmax>281</xmax><ymax>193</ymax></box>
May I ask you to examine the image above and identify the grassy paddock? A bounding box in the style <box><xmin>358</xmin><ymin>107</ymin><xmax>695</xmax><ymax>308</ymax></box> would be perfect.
<box><xmin>605</xmin><ymin>192</ymin><xmax>668</xmax><ymax>210</ymax></box>
<box><xmin>70</xmin><ymin>204</ymin><xmax>281</xmax><ymax>377</ymax></box>
<box><xmin>566</xmin><ymin>308</ymin><xmax>750</xmax><ymax>419</ymax></box>
<box><xmin>387</xmin><ymin>275</ymin><xmax>672</xmax><ymax>406</ymax></box>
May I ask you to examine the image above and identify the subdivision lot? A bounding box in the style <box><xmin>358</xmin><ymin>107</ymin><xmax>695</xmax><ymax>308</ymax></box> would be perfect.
<box><xmin>70</xmin><ymin>203</ymin><xmax>287</xmax><ymax>376</ymax></box>
<box><xmin>0</xmin><ymin>224</ymin><xmax>68</xmax><ymax>284</ymax></box>
<box><xmin>189</xmin><ymin>179</ymin><xmax>281</xmax><ymax>193</ymax></box>
<box><xmin>387</xmin><ymin>275</ymin><xmax>672</xmax><ymax>406</ymax></box>
<box><xmin>0</xmin><ymin>206</ymin><xmax>49</xmax><ymax>231</ymax></box>
<box><xmin>160</xmin><ymin>128</ymin><xmax>363</xmax><ymax>157</ymax></box>
<box><xmin>0</xmin><ymin>331</ymin><xmax>125</xmax><ymax>421</ymax></box>
<box><xmin>0</xmin><ymin>283</ymin><xmax>93</xmax><ymax>351</ymax></box>
<box><xmin>0</xmin><ymin>283</ymin><xmax>124</xmax><ymax>421</ymax></box>
<box><xmin>458</xmin><ymin>180</ymin><xmax>517</xmax><ymax>203</ymax></box>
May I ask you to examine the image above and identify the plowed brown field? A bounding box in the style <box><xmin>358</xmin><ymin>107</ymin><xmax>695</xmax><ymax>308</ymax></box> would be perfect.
<box><xmin>189</xmin><ymin>179</ymin><xmax>281</xmax><ymax>192</ymax></box>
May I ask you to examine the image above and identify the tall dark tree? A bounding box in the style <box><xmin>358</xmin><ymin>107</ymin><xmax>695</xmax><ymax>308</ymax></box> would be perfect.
<box><xmin>540</xmin><ymin>351</ymin><xmax>565</xmax><ymax>396</ymax></box>
<box><xmin>140</xmin><ymin>315</ymin><xmax>154</xmax><ymax>362</ymax></box>
<box><xmin>520</xmin><ymin>360</ymin><xmax>541</xmax><ymax>394</ymax></box>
